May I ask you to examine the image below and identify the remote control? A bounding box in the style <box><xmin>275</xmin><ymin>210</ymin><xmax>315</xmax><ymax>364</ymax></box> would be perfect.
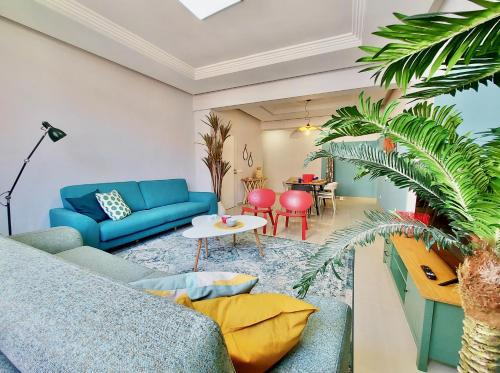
<box><xmin>439</xmin><ymin>278</ymin><xmax>458</xmax><ymax>286</ymax></box>
<box><xmin>421</xmin><ymin>265</ymin><xmax>437</xmax><ymax>280</ymax></box>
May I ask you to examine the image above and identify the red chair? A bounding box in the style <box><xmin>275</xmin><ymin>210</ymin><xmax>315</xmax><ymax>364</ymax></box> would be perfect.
<box><xmin>273</xmin><ymin>190</ymin><xmax>313</xmax><ymax>240</ymax></box>
<box><xmin>241</xmin><ymin>188</ymin><xmax>276</xmax><ymax>234</ymax></box>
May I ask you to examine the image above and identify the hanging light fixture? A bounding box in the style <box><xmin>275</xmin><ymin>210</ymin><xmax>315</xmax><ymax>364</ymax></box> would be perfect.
<box><xmin>298</xmin><ymin>99</ymin><xmax>319</xmax><ymax>135</ymax></box>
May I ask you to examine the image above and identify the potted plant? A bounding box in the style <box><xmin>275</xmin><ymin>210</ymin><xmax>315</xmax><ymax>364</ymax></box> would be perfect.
<box><xmin>294</xmin><ymin>1</ymin><xmax>500</xmax><ymax>371</ymax></box>
<box><xmin>199</xmin><ymin>112</ymin><xmax>232</xmax><ymax>214</ymax></box>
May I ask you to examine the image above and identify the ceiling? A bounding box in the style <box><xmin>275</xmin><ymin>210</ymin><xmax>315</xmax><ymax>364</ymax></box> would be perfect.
<box><xmin>234</xmin><ymin>86</ymin><xmax>391</xmax><ymax>122</ymax></box>
<box><xmin>0</xmin><ymin>0</ymin><xmax>436</xmax><ymax>94</ymax></box>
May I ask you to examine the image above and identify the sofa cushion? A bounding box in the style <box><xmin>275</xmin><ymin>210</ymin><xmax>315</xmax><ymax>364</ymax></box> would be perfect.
<box><xmin>99</xmin><ymin>209</ymin><xmax>170</xmax><ymax>242</ymax></box>
<box><xmin>158</xmin><ymin>201</ymin><xmax>209</xmax><ymax>222</ymax></box>
<box><xmin>96</xmin><ymin>190</ymin><xmax>132</xmax><ymax>221</ymax></box>
<box><xmin>61</xmin><ymin>181</ymin><xmax>146</xmax><ymax>212</ymax></box>
<box><xmin>56</xmin><ymin>246</ymin><xmax>157</xmax><ymax>283</ymax></box>
<box><xmin>98</xmin><ymin>202</ymin><xmax>208</xmax><ymax>241</ymax></box>
<box><xmin>65</xmin><ymin>189</ymin><xmax>108</xmax><ymax>222</ymax></box>
<box><xmin>139</xmin><ymin>179</ymin><xmax>189</xmax><ymax>209</ymax></box>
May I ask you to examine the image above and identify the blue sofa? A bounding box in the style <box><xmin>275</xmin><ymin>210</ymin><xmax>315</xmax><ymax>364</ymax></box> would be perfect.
<box><xmin>50</xmin><ymin>179</ymin><xmax>216</xmax><ymax>250</ymax></box>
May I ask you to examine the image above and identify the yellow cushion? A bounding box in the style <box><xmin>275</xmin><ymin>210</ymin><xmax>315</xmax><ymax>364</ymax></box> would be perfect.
<box><xmin>179</xmin><ymin>293</ymin><xmax>318</xmax><ymax>373</ymax></box>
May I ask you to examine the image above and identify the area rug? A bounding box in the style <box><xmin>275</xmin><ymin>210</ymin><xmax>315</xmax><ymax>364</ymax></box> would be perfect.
<box><xmin>115</xmin><ymin>230</ymin><xmax>353</xmax><ymax>307</ymax></box>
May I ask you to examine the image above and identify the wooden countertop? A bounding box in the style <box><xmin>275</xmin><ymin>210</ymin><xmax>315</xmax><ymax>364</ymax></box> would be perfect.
<box><xmin>391</xmin><ymin>236</ymin><xmax>462</xmax><ymax>307</ymax></box>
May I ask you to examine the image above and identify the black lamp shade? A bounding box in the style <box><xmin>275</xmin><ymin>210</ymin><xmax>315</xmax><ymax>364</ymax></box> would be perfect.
<box><xmin>42</xmin><ymin>121</ymin><xmax>67</xmax><ymax>142</ymax></box>
<box><xmin>48</xmin><ymin>127</ymin><xmax>66</xmax><ymax>142</ymax></box>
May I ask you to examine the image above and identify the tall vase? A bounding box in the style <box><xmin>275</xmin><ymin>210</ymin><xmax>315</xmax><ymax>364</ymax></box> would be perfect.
<box><xmin>457</xmin><ymin>250</ymin><xmax>500</xmax><ymax>372</ymax></box>
<box><xmin>217</xmin><ymin>201</ymin><xmax>226</xmax><ymax>216</ymax></box>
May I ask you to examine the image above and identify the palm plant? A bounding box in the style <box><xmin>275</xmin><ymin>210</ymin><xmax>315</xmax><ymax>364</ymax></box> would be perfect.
<box><xmin>294</xmin><ymin>1</ymin><xmax>500</xmax><ymax>371</ymax></box>
<box><xmin>199</xmin><ymin>113</ymin><xmax>232</xmax><ymax>202</ymax></box>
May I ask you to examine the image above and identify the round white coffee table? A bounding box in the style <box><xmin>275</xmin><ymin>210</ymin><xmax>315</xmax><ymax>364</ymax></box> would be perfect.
<box><xmin>183</xmin><ymin>214</ymin><xmax>267</xmax><ymax>271</ymax></box>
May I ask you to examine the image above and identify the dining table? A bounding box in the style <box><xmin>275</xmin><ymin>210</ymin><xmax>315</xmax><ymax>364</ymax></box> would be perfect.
<box><xmin>284</xmin><ymin>177</ymin><xmax>327</xmax><ymax>216</ymax></box>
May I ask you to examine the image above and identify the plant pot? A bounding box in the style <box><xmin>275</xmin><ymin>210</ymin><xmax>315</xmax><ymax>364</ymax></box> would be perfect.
<box><xmin>457</xmin><ymin>250</ymin><xmax>500</xmax><ymax>372</ymax></box>
<box><xmin>217</xmin><ymin>201</ymin><xmax>226</xmax><ymax>216</ymax></box>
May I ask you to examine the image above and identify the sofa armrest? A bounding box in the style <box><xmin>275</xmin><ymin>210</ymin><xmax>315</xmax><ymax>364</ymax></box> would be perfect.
<box><xmin>10</xmin><ymin>227</ymin><xmax>83</xmax><ymax>255</ymax></box>
<box><xmin>189</xmin><ymin>192</ymin><xmax>217</xmax><ymax>214</ymax></box>
<box><xmin>270</xmin><ymin>296</ymin><xmax>352</xmax><ymax>373</ymax></box>
<box><xmin>50</xmin><ymin>208</ymin><xmax>100</xmax><ymax>248</ymax></box>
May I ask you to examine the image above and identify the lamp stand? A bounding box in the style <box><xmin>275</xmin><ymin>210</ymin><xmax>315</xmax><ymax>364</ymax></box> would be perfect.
<box><xmin>2</xmin><ymin>130</ymin><xmax>49</xmax><ymax>235</ymax></box>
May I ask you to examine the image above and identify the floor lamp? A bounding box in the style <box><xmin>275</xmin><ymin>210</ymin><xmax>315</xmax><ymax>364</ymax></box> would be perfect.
<box><xmin>1</xmin><ymin>122</ymin><xmax>66</xmax><ymax>235</ymax></box>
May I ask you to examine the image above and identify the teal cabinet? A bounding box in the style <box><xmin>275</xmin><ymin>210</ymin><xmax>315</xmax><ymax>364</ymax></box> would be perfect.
<box><xmin>384</xmin><ymin>240</ymin><xmax>464</xmax><ymax>371</ymax></box>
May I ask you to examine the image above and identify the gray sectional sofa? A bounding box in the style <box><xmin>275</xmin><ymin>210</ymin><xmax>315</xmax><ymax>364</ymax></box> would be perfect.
<box><xmin>0</xmin><ymin>227</ymin><xmax>352</xmax><ymax>372</ymax></box>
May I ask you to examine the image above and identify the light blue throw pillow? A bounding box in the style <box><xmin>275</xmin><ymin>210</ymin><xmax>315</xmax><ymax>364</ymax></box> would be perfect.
<box><xmin>130</xmin><ymin>272</ymin><xmax>258</xmax><ymax>301</ymax></box>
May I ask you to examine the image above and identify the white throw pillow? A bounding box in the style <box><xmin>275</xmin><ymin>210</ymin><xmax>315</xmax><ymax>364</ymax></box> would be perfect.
<box><xmin>95</xmin><ymin>190</ymin><xmax>132</xmax><ymax>221</ymax></box>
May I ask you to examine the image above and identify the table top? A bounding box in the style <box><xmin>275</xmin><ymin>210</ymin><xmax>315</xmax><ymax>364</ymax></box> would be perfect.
<box><xmin>391</xmin><ymin>236</ymin><xmax>461</xmax><ymax>307</ymax></box>
<box><xmin>241</xmin><ymin>177</ymin><xmax>267</xmax><ymax>181</ymax></box>
<box><xmin>183</xmin><ymin>215</ymin><xmax>267</xmax><ymax>239</ymax></box>
<box><xmin>285</xmin><ymin>178</ymin><xmax>327</xmax><ymax>186</ymax></box>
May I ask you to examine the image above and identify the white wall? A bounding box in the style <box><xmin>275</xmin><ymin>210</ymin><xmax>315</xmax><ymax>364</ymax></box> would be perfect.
<box><xmin>0</xmin><ymin>19</ymin><xmax>194</xmax><ymax>235</ymax></box>
<box><xmin>216</xmin><ymin>109</ymin><xmax>263</xmax><ymax>206</ymax></box>
<box><xmin>261</xmin><ymin>129</ymin><xmax>322</xmax><ymax>192</ymax></box>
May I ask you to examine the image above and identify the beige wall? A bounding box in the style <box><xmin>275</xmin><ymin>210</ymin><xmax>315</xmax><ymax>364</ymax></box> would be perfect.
<box><xmin>261</xmin><ymin>129</ymin><xmax>322</xmax><ymax>192</ymax></box>
<box><xmin>216</xmin><ymin>109</ymin><xmax>263</xmax><ymax>206</ymax></box>
<box><xmin>0</xmin><ymin>19</ymin><xmax>194</xmax><ymax>234</ymax></box>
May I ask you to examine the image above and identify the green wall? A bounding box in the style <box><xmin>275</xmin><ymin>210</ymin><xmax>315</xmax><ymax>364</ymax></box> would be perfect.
<box><xmin>321</xmin><ymin>141</ymin><xmax>378</xmax><ymax>198</ymax></box>
<box><xmin>434</xmin><ymin>83</ymin><xmax>499</xmax><ymax>143</ymax></box>
<box><xmin>377</xmin><ymin>177</ymin><xmax>409</xmax><ymax>211</ymax></box>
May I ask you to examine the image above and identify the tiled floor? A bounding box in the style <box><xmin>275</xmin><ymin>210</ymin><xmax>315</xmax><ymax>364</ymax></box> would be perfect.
<box><xmin>228</xmin><ymin>198</ymin><xmax>456</xmax><ymax>373</ymax></box>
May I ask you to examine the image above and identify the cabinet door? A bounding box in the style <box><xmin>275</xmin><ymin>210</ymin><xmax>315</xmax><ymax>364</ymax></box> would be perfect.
<box><xmin>389</xmin><ymin>247</ymin><xmax>407</xmax><ymax>302</ymax></box>
<box><xmin>403</xmin><ymin>275</ymin><xmax>426</xmax><ymax>345</ymax></box>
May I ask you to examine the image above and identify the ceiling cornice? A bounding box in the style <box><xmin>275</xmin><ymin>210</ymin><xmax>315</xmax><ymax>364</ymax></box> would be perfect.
<box><xmin>194</xmin><ymin>32</ymin><xmax>361</xmax><ymax>79</ymax></box>
<box><xmin>35</xmin><ymin>0</ymin><xmax>195</xmax><ymax>78</ymax></box>
<box><xmin>34</xmin><ymin>0</ymin><xmax>365</xmax><ymax>81</ymax></box>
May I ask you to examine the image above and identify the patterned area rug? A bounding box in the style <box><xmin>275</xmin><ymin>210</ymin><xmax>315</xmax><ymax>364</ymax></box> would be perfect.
<box><xmin>115</xmin><ymin>230</ymin><xmax>353</xmax><ymax>307</ymax></box>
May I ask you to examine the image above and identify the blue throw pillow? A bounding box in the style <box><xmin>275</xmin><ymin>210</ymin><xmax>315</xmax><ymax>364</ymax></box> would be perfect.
<box><xmin>65</xmin><ymin>190</ymin><xmax>108</xmax><ymax>222</ymax></box>
<box><xmin>129</xmin><ymin>272</ymin><xmax>258</xmax><ymax>301</ymax></box>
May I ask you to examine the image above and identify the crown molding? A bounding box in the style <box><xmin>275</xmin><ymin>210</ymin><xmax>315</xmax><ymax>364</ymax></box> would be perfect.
<box><xmin>34</xmin><ymin>0</ymin><xmax>365</xmax><ymax>81</ymax></box>
<box><xmin>195</xmin><ymin>0</ymin><xmax>365</xmax><ymax>79</ymax></box>
<box><xmin>194</xmin><ymin>32</ymin><xmax>361</xmax><ymax>80</ymax></box>
<box><xmin>34</xmin><ymin>0</ymin><xmax>195</xmax><ymax>78</ymax></box>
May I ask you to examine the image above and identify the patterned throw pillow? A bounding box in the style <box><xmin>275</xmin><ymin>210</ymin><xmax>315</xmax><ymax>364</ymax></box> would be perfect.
<box><xmin>95</xmin><ymin>190</ymin><xmax>132</xmax><ymax>221</ymax></box>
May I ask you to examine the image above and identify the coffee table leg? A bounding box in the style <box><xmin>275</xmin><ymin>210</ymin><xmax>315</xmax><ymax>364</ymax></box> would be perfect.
<box><xmin>253</xmin><ymin>229</ymin><xmax>264</xmax><ymax>257</ymax></box>
<box><xmin>193</xmin><ymin>238</ymin><xmax>202</xmax><ymax>272</ymax></box>
<box><xmin>204</xmin><ymin>238</ymin><xmax>209</xmax><ymax>258</ymax></box>
<box><xmin>233</xmin><ymin>234</ymin><xmax>236</xmax><ymax>246</ymax></box>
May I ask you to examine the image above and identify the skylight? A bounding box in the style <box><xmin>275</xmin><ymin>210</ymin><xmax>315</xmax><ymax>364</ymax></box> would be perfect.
<box><xmin>178</xmin><ymin>0</ymin><xmax>242</xmax><ymax>20</ymax></box>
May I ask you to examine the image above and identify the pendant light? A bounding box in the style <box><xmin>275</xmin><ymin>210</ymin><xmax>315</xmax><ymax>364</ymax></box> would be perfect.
<box><xmin>298</xmin><ymin>99</ymin><xmax>319</xmax><ymax>135</ymax></box>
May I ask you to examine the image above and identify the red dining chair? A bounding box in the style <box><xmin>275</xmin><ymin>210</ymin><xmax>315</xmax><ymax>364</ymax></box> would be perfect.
<box><xmin>241</xmin><ymin>188</ymin><xmax>276</xmax><ymax>234</ymax></box>
<box><xmin>273</xmin><ymin>190</ymin><xmax>313</xmax><ymax>240</ymax></box>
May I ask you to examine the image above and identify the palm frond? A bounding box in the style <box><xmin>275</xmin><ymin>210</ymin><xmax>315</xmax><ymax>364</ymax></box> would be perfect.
<box><xmin>358</xmin><ymin>1</ymin><xmax>500</xmax><ymax>95</ymax></box>
<box><xmin>316</xmin><ymin>93</ymin><xmax>397</xmax><ymax>145</ymax></box>
<box><xmin>294</xmin><ymin>210</ymin><xmax>465</xmax><ymax>297</ymax></box>
<box><xmin>404</xmin><ymin>57</ymin><xmax>500</xmax><ymax>99</ymax></box>
<box><xmin>454</xmin><ymin>127</ymin><xmax>500</xmax><ymax>241</ymax></box>
<box><xmin>403</xmin><ymin>102</ymin><xmax>462</xmax><ymax>135</ymax></box>
<box><xmin>386</xmin><ymin>113</ymin><xmax>491</xmax><ymax>227</ymax></box>
<box><xmin>306</xmin><ymin>143</ymin><xmax>454</xmax><ymax>218</ymax></box>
